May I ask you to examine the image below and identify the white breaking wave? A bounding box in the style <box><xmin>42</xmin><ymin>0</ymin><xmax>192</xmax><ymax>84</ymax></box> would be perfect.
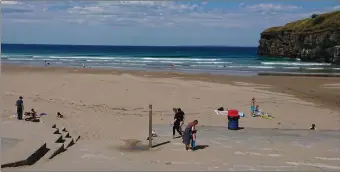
<box><xmin>227</xmin><ymin>66</ymin><xmax>243</xmax><ymax>68</ymax></box>
<box><xmin>159</xmin><ymin>61</ymin><xmax>183</xmax><ymax>64</ymax></box>
<box><xmin>190</xmin><ymin>64</ymin><xmax>226</xmax><ymax>68</ymax></box>
<box><xmin>195</xmin><ymin>61</ymin><xmax>232</xmax><ymax>64</ymax></box>
<box><xmin>59</xmin><ymin>59</ymin><xmax>76</xmax><ymax>61</ymax></box>
<box><xmin>86</xmin><ymin>59</ymin><xmax>110</xmax><ymax>62</ymax></box>
<box><xmin>7</xmin><ymin>58</ymin><xmax>35</xmax><ymax>61</ymax></box>
<box><xmin>306</xmin><ymin>67</ymin><xmax>325</xmax><ymax>70</ymax></box>
<box><xmin>142</xmin><ymin>57</ymin><xmax>218</xmax><ymax>61</ymax></box>
<box><xmin>261</xmin><ymin>62</ymin><xmax>331</xmax><ymax>66</ymax></box>
<box><xmin>47</xmin><ymin>56</ymin><xmax>126</xmax><ymax>60</ymax></box>
<box><xmin>30</xmin><ymin>56</ymin><xmax>223</xmax><ymax>63</ymax></box>
<box><xmin>282</xmin><ymin>67</ymin><xmax>300</xmax><ymax>69</ymax></box>
<box><xmin>3</xmin><ymin>54</ymin><xmax>340</xmax><ymax>75</ymax></box>
<box><xmin>117</xmin><ymin>60</ymin><xmax>154</xmax><ymax>63</ymax></box>
<box><xmin>247</xmin><ymin>66</ymin><xmax>275</xmax><ymax>69</ymax></box>
<box><xmin>120</xmin><ymin>63</ymin><xmax>147</xmax><ymax>66</ymax></box>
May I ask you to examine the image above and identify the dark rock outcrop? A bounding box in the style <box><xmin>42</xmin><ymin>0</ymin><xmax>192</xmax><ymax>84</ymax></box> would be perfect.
<box><xmin>258</xmin><ymin>11</ymin><xmax>340</xmax><ymax>64</ymax></box>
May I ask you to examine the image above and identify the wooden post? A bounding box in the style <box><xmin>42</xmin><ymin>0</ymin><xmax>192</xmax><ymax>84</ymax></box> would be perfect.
<box><xmin>148</xmin><ymin>104</ymin><xmax>153</xmax><ymax>148</ymax></box>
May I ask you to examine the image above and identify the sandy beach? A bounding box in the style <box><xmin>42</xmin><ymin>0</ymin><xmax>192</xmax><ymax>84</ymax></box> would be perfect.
<box><xmin>1</xmin><ymin>65</ymin><xmax>340</xmax><ymax>171</ymax></box>
<box><xmin>2</xmin><ymin>0</ymin><xmax>340</xmax><ymax>170</ymax></box>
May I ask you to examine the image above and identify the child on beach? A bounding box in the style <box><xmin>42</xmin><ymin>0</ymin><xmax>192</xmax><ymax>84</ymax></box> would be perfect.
<box><xmin>254</xmin><ymin>105</ymin><xmax>263</xmax><ymax>116</ymax></box>
<box><xmin>251</xmin><ymin>97</ymin><xmax>256</xmax><ymax>116</ymax></box>
<box><xmin>255</xmin><ymin>105</ymin><xmax>260</xmax><ymax>113</ymax></box>
<box><xmin>191</xmin><ymin>129</ymin><xmax>197</xmax><ymax>151</ymax></box>
<box><xmin>251</xmin><ymin>97</ymin><xmax>256</xmax><ymax>107</ymax></box>
<box><xmin>310</xmin><ymin>124</ymin><xmax>316</xmax><ymax>130</ymax></box>
<box><xmin>24</xmin><ymin>109</ymin><xmax>40</xmax><ymax>122</ymax></box>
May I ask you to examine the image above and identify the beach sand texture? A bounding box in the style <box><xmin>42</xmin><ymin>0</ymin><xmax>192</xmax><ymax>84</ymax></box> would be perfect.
<box><xmin>1</xmin><ymin>65</ymin><xmax>340</xmax><ymax>171</ymax></box>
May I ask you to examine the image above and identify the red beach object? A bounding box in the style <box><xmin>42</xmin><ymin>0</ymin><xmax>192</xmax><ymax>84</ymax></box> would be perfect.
<box><xmin>227</xmin><ymin>109</ymin><xmax>239</xmax><ymax>117</ymax></box>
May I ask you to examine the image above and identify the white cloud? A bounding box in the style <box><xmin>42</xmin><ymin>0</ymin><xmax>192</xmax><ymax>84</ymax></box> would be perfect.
<box><xmin>10</xmin><ymin>19</ymin><xmax>43</xmax><ymax>23</ymax></box>
<box><xmin>2</xmin><ymin>1</ymin><xmax>334</xmax><ymax>31</ymax></box>
<box><xmin>68</xmin><ymin>6</ymin><xmax>104</xmax><ymax>14</ymax></box>
<box><xmin>1</xmin><ymin>1</ymin><xmax>21</xmax><ymax>5</ymax></box>
<box><xmin>60</xmin><ymin>1</ymin><xmax>249</xmax><ymax>28</ymax></box>
<box><xmin>334</xmin><ymin>5</ymin><xmax>340</xmax><ymax>10</ymax></box>
<box><xmin>246</xmin><ymin>3</ymin><xmax>301</xmax><ymax>11</ymax></box>
<box><xmin>2</xmin><ymin>0</ymin><xmax>340</xmax><ymax>46</ymax></box>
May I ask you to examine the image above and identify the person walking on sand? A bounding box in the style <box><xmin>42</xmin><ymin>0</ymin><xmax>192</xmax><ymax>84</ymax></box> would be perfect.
<box><xmin>15</xmin><ymin>96</ymin><xmax>24</xmax><ymax>120</ymax></box>
<box><xmin>172</xmin><ymin>108</ymin><xmax>185</xmax><ymax>139</ymax></box>
<box><xmin>183</xmin><ymin>120</ymin><xmax>198</xmax><ymax>151</ymax></box>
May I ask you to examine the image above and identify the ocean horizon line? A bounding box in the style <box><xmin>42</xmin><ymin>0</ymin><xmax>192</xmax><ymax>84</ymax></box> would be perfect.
<box><xmin>1</xmin><ymin>43</ymin><xmax>257</xmax><ymax>48</ymax></box>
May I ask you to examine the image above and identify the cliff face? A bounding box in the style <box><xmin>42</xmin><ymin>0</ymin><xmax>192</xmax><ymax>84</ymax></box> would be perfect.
<box><xmin>258</xmin><ymin>11</ymin><xmax>340</xmax><ymax>64</ymax></box>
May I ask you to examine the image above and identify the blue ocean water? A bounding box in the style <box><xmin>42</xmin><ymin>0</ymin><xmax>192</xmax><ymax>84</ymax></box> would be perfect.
<box><xmin>1</xmin><ymin>44</ymin><xmax>339</xmax><ymax>75</ymax></box>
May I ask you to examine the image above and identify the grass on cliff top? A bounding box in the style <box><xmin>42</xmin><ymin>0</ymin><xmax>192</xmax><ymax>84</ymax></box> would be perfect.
<box><xmin>264</xmin><ymin>10</ymin><xmax>340</xmax><ymax>33</ymax></box>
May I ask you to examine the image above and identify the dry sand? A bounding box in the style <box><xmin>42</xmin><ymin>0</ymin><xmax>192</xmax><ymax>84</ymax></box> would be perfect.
<box><xmin>1</xmin><ymin>65</ymin><xmax>340</xmax><ymax>171</ymax></box>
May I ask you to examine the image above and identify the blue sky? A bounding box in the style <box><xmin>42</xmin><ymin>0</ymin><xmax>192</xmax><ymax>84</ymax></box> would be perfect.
<box><xmin>2</xmin><ymin>0</ymin><xmax>340</xmax><ymax>46</ymax></box>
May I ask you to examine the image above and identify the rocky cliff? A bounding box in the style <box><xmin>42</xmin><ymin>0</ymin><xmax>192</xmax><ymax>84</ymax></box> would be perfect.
<box><xmin>258</xmin><ymin>11</ymin><xmax>340</xmax><ymax>64</ymax></box>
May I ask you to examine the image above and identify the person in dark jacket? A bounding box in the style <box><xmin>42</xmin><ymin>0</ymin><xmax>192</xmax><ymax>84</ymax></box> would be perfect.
<box><xmin>15</xmin><ymin>96</ymin><xmax>24</xmax><ymax>120</ymax></box>
<box><xmin>172</xmin><ymin>108</ymin><xmax>185</xmax><ymax>139</ymax></box>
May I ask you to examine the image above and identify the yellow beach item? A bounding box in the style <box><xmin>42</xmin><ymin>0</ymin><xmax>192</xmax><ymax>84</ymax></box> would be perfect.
<box><xmin>261</xmin><ymin>113</ymin><xmax>274</xmax><ymax>120</ymax></box>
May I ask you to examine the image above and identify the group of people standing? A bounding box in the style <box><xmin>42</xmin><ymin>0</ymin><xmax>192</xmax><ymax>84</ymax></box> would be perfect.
<box><xmin>172</xmin><ymin>108</ymin><xmax>199</xmax><ymax>151</ymax></box>
<box><xmin>15</xmin><ymin>96</ymin><xmax>62</xmax><ymax>121</ymax></box>
<box><xmin>15</xmin><ymin>96</ymin><xmax>39</xmax><ymax>122</ymax></box>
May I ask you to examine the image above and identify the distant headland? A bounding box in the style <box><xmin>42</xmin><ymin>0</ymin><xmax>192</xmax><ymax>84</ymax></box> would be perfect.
<box><xmin>258</xmin><ymin>10</ymin><xmax>340</xmax><ymax>64</ymax></box>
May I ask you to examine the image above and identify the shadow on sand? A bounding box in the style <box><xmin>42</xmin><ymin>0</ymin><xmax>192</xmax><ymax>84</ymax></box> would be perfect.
<box><xmin>193</xmin><ymin>145</ymin><xmax>209</xmax><ymax>151</ymax></box>
<box><xmin>228</xmin><ymin>127</ymin><xmax>244</xmax><ymax>131</ymax></box>
<box><xmin>117</xmin><ymin>139</ymin><xmax>149</xmax><ymax>152</ymax></box>
<box><xmin>116</xmin><ymin>139</ymin><xmax>173</xmax><ymax>152</ymax></box>
<box><xmin>152</xmin><ymin>141</ymin><xmax>171</xmax><ymax>148</ymax></box>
